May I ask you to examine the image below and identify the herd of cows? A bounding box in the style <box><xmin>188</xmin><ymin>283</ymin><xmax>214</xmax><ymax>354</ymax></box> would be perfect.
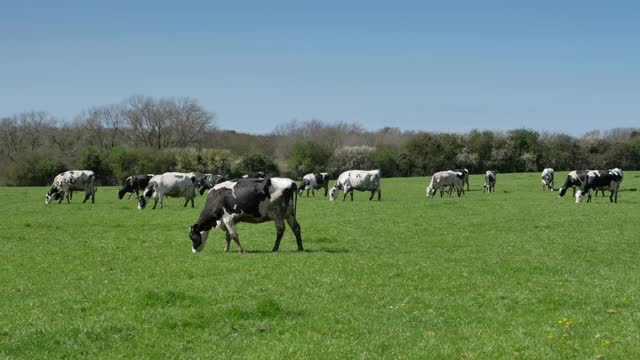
<box><xmin>43</xmin><ymin>166</ymin><xmax>625</xmax><ymax>253</ymax></box>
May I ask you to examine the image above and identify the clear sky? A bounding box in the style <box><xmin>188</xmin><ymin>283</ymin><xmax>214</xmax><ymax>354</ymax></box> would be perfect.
<box><xmin>1</xmin><ymin>0</ymin><xmax>638</xmax><ymax>135</ymax></box>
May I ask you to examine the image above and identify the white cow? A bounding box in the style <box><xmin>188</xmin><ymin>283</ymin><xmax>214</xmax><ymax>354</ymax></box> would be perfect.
<box><xmin>137</xmin><ymin>172</ymin><xmax>197</xmax><ymax>209</ymax></box>
<box><xmin>45</xmin><ymin>170</ymin><xmax>96</xmax><ymax>205</ymax></box>
<box><xmin>541</xmin><ymin>168</ymin><xmax>554</xmax><ymax>191</ymax></box>
<box><xmin>426</xmin><ymin>170</ymin><xmax>464</xmax><ymax>198</ymax></box>
<box><xmin>483</xmin><ymin>171</ymin><xmax>496</xmax><ymax>192</ymax></box>
<box><xmin>329</xmin><ymin>170</ymin><xmax>381</xmax><ymax>201</ymax></box>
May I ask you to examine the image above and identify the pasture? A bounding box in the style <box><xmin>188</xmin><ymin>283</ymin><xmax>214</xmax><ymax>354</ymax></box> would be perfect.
<box><xmin>1</xmin><ymin>172</ymin><xmax>639</xmax><ymax>359</ymax></box>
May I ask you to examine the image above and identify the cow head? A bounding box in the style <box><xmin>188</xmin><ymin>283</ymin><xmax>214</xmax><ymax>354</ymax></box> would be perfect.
<box><xmin>45</xmin><ymin>187</ymin><xmax>63</xmax><ymax>205</ymax></box>
<box><xmin>329</xmin><ymin>186</ymin><xmax>339</xmax><ymax>201</ymax></box>
<box><xmin>189</xmin><ymin>223</ymin><xmax>210</xmax><ymax>253</ymax></box>
<box><xmin>426</xmin><ymin>185</ymin><xmax>435</xmax><ymax>198</ymax></box>
<box><xmin>298</xmin><ymin>179</ymin><xmax>310</xmax><ymax>195</ymax></box>
<box><xmin>118</xmin><ymin>177</ymin><xmax>133</xmax><ymax>199</ymax></box>
<box><xmin>137</xmin><ymin>195</ymin><xmax>147</xmax><ymax>209</ymax></box>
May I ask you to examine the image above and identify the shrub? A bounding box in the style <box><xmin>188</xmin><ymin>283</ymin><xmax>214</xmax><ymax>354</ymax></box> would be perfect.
<box><xmin>288</xmin><ymin>141</ymin><xmax>332</xmax><ymax>177</ymax></box>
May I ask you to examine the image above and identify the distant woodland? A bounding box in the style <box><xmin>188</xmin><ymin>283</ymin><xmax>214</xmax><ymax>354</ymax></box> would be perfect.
<box><xmin>2</xmin><ymin>95</ymin><xmax>639</xmax><ymax>186</ymax></box>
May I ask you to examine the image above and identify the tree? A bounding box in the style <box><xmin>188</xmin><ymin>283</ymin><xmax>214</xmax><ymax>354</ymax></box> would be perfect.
<box><xmin>288</xmin><ymin>140</ymin><xmax>332</xmax><ymax>176</ymax></box>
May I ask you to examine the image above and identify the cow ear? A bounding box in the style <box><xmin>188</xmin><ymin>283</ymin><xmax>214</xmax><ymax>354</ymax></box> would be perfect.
<box><xmin>190</xmin><ymin>223</ymin><xmax>199</xmax><ymax>233</ymax></box>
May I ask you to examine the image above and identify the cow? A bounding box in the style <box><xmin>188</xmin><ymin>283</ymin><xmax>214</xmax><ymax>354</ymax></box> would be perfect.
<box><xmin>137</xmin><ymin>172</ymin><xmax>197</xmax><ymax>210</ymax></box>
<box><xmin>45</xmin><ymin>170</ymin><xmax>96</xmax><ymax>205</ymax></box>
<box><xmin>483</xmin><ymin>171</ymin><xmax>496</xmax><ymax>192</ymax></box>
<box><xmin>541</xmin><ymin>168</ymin><xmax>554</xmax><ymax>191</ymax></box>
<box><xmin>576</xmin><ymin>169</ymin><xmax>623</xmax><ymax>203</ymax></box>
<box><xmin>558</xmin><ymin>170</ymin><xmax>589</xmax><ymax>198</ymax></box>
<box><xmin>329</xmin><ymin>170</ymin><xmax>381</xmax><ymax>201</ymax></box>
<box><xmin>189</xmin><ymin>177</ymin><xmax>303</xmax><ymax>253</ymax></box>
<box><xmin>452</xmin><ymin>168</ymin><xmax>470</xmax><ymax>191</ymax></box>
<box><xmin>195</xmin><ymin>174</ymin><xmax>226</xmax><ymax>196</ymax></box>
<box><xmin>118</xmin><ymin>174</ymin><xmax>154</xmax><ymax>199</ymax></box>
<box><xmin>426</xmin><ymin>170</ymin><xmax>464</xmax><ymax>198</ymax></box>
<box><xmin>299</xmin><ymin>172</ymin><xmax>329</xmax><ymax>197</ymax></box>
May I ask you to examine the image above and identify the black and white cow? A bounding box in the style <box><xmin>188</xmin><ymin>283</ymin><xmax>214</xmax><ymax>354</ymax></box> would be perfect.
<box><xmin>137</xmin><ymin>172</ymin><xmax>197</xmax><ymax>209</ymax></box>
<box><xmin>426</xmin><ymin>170</ymin><xmax>464</xmax><ymax>198</ymax></box>
<box><xmin>195</xmin><ymin>174</ymin><xmax>226</xmax><ymax>196</ymax></box>
<box><xmin>189</xmin><ymin>177</ymin><xmax>303</xmax><ymax>253</ymax></box>
<box><xmin>576</xmin><ymin>169</ymin><xmax>624</xmax><ymax>203</ymax></box>
<box><xmin>483</xmin><ymin>171</ymin><xmax>496</xmax><ymax>192</ymax></box>
<box><xmin>118</xmin><ymin>174</ymin><xmax>154</xmax><ymax>199</ymax></box>
<box><xmin>558</xmin><ymin>170</ymin><xmax>589</xmax><ymax>197</ymax></box>
<box><xmin>452</xmin><ymin>168</ymin><xmax>470</xmax><ymax>191</ymax></box>
<box><xmin>299</xmin><ymin>172</ymin><xmax>329</xmax><ymax>197</ymax></box>
<box><xmin>329</xmin><ymin>170</ymin><xmax>381</xmax><ymax>201</ymax></box>
<box><xmin>46</xmin><ymin>170</ymin><xmax>96</xmax><ymax>205</ymax></box>
<box><xmin>541</xmin><ymin>168</ymin><xmax>554</xmax><ymax>191</ymax></box>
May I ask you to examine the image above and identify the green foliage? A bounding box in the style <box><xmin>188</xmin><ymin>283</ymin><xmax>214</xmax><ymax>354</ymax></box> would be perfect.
<box><xmin>13</xmin><ymin>155</ymin><xmax>67</xmax><ymax>186</ymax></box>
<box><xmin>232</xmin><ymin>153</ymin><xmax>279</xmax><ymax>177</ymax></box>
<box><xmin>108</xmin><ymin>146</ymin><xmax>140</xmax><ymax>183</ymax></box>
<box><xmin>2</xmin><ymin>174</ymin><xmax>640</xmax><ymax>358</ymax></box>
<box><xmin>79</xmin><ymin>146</ymin><xmax>113</xmax><ymax>185</ymax></box>
<box><xmin>372</xmin><ymin>146</ymin><xmax>401</xmax><ymax>177</ymax></box>
<box><xmin>288</xmin><ymin>141</ymin><xmax>332</xmax><ymax>176</ymax></box>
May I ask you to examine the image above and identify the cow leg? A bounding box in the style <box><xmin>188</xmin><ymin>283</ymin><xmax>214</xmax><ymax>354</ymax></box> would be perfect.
<box><xmin>224</xmin><ymin>230</ymin><xmax>231</xmax><ymax>252</ymax></box>
<box><xmin>324</xmin><ymin>185</ymin><xmax>328</xmax><ymax>197</ymax></box>
<box><xmin>223</xmin><ymin>220</ymin><xmax>243</xmax><ymax>253</ymax></box>
<box><xmin>312</xmin><ymin>189</ymin><xmax>315</xmax><ymax>198</ymax></box>
<box><xmin>343</xmin><ymin>192</ymin><xmax>347</xmax><ymax>201</ymax></box>
<box><xmin>272</xmin><ymin>219</ymin><xmax>286</xmax><ymax>252</ymax></box>
<box><xmin>378</xmin><ymin>189</ymin><xmax>381</xmax><ymax>200</ymax></box>
<box><xmin>350</xmin><ymin>191</ymin><xmax>354</xmax><ymax>201</ymax></box>
<box><xmin>152</xmin><ymin>197</ymin><xmax>159</xmax><ymax>210</ymax></box>
<box><xmin>369</xmin><ymin>190</ymin><xmax>375</xmax><ymax>200</ymax></box>
<box><xmin>286</xmin><ymin>216</ymin><xmax>303</xmax><ymax>251</ymax></box>
<box><xmin>83</xmin><ymin>190</ymin><xmax>91</xmax><ymax>203</ymax></box>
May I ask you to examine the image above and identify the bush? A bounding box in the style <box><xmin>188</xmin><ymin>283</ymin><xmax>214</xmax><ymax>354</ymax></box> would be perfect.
<box><xmin>13</xmin><ymin>156</ymin><xmax>67</xmax><ymax>186</ymax></box>
<box><xmin>288</xmin><ymin>141</ymin><xmax>332</xmax><ymax>177</ymax></box>
<box><xmin>108</xmin><ymin>146</ymin><xmax>140</xmax><ymax>183</ymax></box>
<box><xmin>231</xmin><ymin>154</ymin><xmax>279</xmax><ymax>178</ymax></box>
<box><xmin>328</xmin><ymin>146</ymin><xmax>375</xmax><ymax>177</ymax></box>
<box><xmin>372</xmin><ymin>146</ymin><xmax>400</xmax><ymax>177</ymax></box>
<box><xmin>79</xmin><ymin>146</ymin><xmax>113</xmax><ymax>185</ymax></box>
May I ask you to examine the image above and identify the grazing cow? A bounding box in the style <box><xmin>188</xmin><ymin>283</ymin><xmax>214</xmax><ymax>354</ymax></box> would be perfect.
<box><xmin>426</xmin><ymin>170</ymin><xmax>464</xmax><ymax>198</ymax></box>
<box><xmin>541</xmin><ymin>168</ymin><xmax>554</xmax><ymax>191</ymax></box>
<box><xmin>195</xmin><ymin>174</ymin><xmax>226</xmax><ymax>196</ymax></box>
<box><xmin>118</xmin><ymin>174</ymin><xmax>154</xmax><ymax>199</ymax></box>
<box><xmin>299</xmin><ymin>172</ymin><xmax>329</xmax><ymax>197</ymax></box>
<box><xmin>576</xmin><ymin>169</ymin><xmax>624</xmax><ymax>203</ymax></box>
<box><xmin>137</xmin><ymin>172</ymin><xmax>196</xmax><ymax>209</ymax></box>
<box><xmin>45</xmin><ymin>170</ymin><xmax>96</xmax><ymax>205</ymax></box>
<box><xmin>452</xmin><ymin>168</ymin><xmax>470</xmax><ymax>191</ymax></box>
<box><xmin>329</xmin><ymin>170</ymin><xmax>381</xmax><ymax>201</ymax></box>
<box><xmin>189</xmin><ymin>177</ymin><xmax>302</xmax><ymax>253</ymax></box>
<box><xmin>558</xmin><ymin>170</ymin><xmax>589</xmax><ymax>197</ymax></box>
<box><xmin>483</xmin><ymin>171</ymin><xmax>496</xmax><ymax>192</ymax></box>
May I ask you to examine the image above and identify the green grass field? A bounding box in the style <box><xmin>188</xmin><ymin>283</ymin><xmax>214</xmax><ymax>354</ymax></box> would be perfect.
<box><xmin>1</xmin><ymin>172</ymin><xmax>639</xmax><ymax>359</ymax></box>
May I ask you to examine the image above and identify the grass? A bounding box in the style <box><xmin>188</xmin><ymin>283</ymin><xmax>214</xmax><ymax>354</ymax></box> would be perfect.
<box><xmin>1</xmin><ymin>172</ymin><xmax>639</xmax><ymax>359</ymax></box>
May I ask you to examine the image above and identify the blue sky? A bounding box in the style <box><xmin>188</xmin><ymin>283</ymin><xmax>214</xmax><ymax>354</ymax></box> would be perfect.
<box><xmin>1</xmin><ymin>1</ymin><xmax>638</xmax><ymax>135</ymax></box>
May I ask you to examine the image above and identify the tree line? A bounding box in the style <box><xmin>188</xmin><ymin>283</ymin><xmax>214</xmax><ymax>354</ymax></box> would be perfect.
<box><xmin>2</xmin><ymin>95</ymin><xmax>639</xmax><ymax>186</ymax></box>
